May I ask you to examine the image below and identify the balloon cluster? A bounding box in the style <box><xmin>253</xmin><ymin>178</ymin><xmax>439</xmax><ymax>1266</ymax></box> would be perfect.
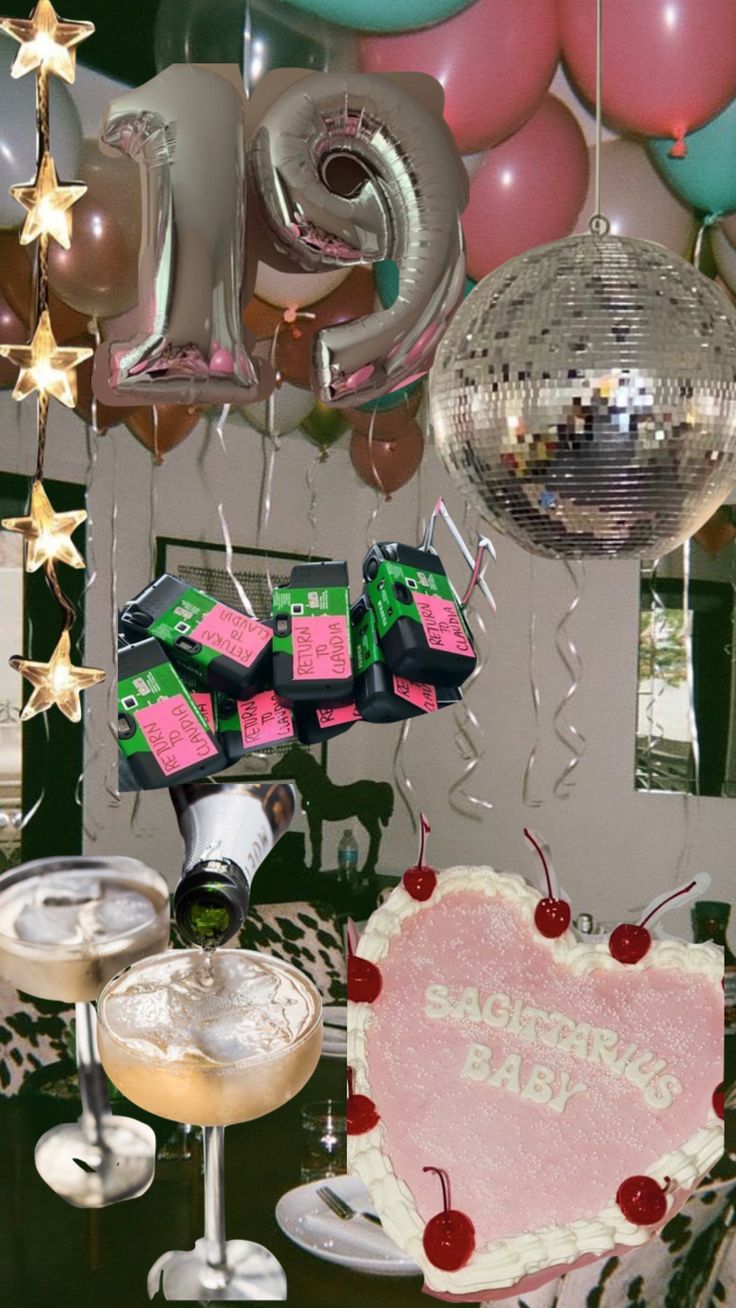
<box><xmin>4</xmin><ymin>0</ymin><xmax>736</xmax><ymax>469</ymax></box>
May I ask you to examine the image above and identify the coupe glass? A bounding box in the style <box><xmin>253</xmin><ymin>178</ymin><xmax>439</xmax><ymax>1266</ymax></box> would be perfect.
<box><xmin>97</xmin><ymin>947</ymin><xmax>323</xmax><ymax>1301</ymax></box>
<box><xmin>0</xmin><ymin>855</ymin><xmax>170</xmax><ymax>1207</ymax></box>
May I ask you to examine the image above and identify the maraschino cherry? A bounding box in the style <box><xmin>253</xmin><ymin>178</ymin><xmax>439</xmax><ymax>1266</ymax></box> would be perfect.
<box><xmin>609</xmin><ymin>880</ymin><xmax>698</xmax><ymax>965</ymax></box>
<box><xmin>616</xmin><ymin>1175</ymin><xmax>669</xmax><ymax>1225</ymax></box>
<box><xmin>422</xmin><ymin>1166</ymin><xmax>475</xmax><ymax>1271</ymax></box>
<box><xmin>347</xmin><ymin>933</ymin><xmax>382</xmax><ymax>1004</ymax></box>
<box><xmin>403</xmin><ymin>814</ymin><xmax>437</xmax><ymax>902</ymax></box>
<box><xmin>713</xmin><ymin>1084</ymin><xmax>725</xmax><ymax>1120</ymax></box>
<box><xmin>347</xmin><ymin>1068</ymin><xmax>380</xmax><ymax>1136</ymax></box>
<box><xmin>524</xmin><ymin>828</ymin><xmax>571</xmax><ymax>939</ymax></box>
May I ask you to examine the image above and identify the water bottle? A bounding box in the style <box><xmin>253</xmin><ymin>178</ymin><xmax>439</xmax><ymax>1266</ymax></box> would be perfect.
<box><xmin>337</xmin><ymin>829</ymin><xmax>359</xmax><ymax>886</ymax></box>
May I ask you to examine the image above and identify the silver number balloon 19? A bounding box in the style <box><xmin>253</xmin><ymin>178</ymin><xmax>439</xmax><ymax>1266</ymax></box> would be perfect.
<box><xmin>94</xmin><ymin>65</ymin><xmax>271</xmax><ymax>408</ymax></box>
<box><xmin>250</xmin><ymin>71</ymin><xmax>468</xmax><ymax>407</ymax></box>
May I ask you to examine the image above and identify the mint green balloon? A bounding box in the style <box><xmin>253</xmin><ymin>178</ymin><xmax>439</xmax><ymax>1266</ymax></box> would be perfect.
<box><xmin>647</xmin><ymin>97</ymin><xmax>736</xmax><ymax>216</ymax></box>
<box><xmin>284</xmin><ymin>0</ymin><xmax>476</xmax><ymax>34</ymax></box>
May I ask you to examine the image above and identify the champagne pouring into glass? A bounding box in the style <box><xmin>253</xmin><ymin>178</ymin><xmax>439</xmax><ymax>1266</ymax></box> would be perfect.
<box><xmin>97</xmin><ymin>779</ymin><xmax>321</xmax><ymax>1301</ymax></box>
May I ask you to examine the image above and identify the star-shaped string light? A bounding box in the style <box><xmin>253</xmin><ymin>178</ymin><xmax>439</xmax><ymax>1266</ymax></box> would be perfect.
<box><xmin>0</xmin><ymin>0</ymin><xmax>93</xmax><ymax>83</ymax></box>
<box><xmin>10</xmin><ymin>629</ymin><xmax>104</xmax><ymax>723</ymax></box>
<box><xmin>0</xmin><ymin>309</ymin><xmax>92</xmax><ymax>407</ymax></box>
<box><xmin>10</xmin><ymin>152</ymin><xmax>86</xmax><ymax>248</ymax></box>
<box><xmin>2</xmin><ymin>479</ymin><xmax>86</xmax><ymax>572</ymax></box>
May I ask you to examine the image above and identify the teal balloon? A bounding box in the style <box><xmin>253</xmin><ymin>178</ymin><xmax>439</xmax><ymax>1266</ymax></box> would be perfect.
<box><xmin>374</xmin><ymin>260</ymin><xmax>475</xmax><ymax>308</ymax></box>
<box><xmin>648</xmin><ymin>97</ymin><xmax>736</xmax><ymax>216</ymax></box>
<box><xmin>358</xmin><ymin>379</ymin><xmax>422</xmax><ymax>413</ymax></box>
<box><xmin>283</xmin><ymin>0</ymin><xmax>476</xmax><ymax>33</ymax></box>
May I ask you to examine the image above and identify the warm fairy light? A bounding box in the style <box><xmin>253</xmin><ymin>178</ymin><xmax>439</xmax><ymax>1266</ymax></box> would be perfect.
<box><xmin>10</xmin><ymin>151</ymin><xmax>86</xmax><ymax>248</ymax></box>
<box><xmin>10</xmin><ymin>629</ymin><xmax>104</xmax><ymax>723</ymax></box>
<box><xmin>0</xmin><ymin>309</ymin><xmax>92</xmax><ymax>407</ymax></box>
<box><xmin>0</xmin><ymin>0</ymin><xmax>94</xmax><ymax>84</ymax></box>
<box><xmin>2</xmin><ymin>479</ymin><xmax>86</xmax><ymax>572</ymax></box>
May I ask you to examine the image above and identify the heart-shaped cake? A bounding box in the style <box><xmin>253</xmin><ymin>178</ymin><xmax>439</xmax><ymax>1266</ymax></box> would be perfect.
<box><xmin>348</xmin><ymin>867</ymin><xmax>724</xmax><ymax>1301</ymax></box>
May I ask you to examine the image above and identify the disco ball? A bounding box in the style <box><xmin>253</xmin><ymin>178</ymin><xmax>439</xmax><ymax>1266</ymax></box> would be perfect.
<box><xmin>429</xmin><ymin>234</ymin><xmax>736</xmax><ymax>559</ymax></box>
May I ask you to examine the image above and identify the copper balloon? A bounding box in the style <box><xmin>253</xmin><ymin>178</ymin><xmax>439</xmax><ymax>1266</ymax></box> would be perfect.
<box><xmin>0</xmin><ymin>230</ymin><xmax>88</xmax><ymax>342</ymax></box>
<box><xmin>47</xmin><ymin>140</ymin><xmax>141</xmax><ymax>321</ymax></box>
<box><xmin>243</xmin><ymin>267</ymin><xmax>376</xmax><ymax>388</ymax></box>
<box><xmin>344</xmin><ymin>386</ymin><xmax>423</xmax><ymax>438</ymax></box>
<box><xmin>0</xmin><ymin>288</ymin><xmax>28</xmax><ymax>387</ymax></box>
<box><xmin>349</xmin><ymin>423</ymin><xmax>424</xmax><ymax>496</ymax></box>
<box><xmin>124</xmin><ymin>405</ymin><xmax>201</xmax><ymax>463</ymax></box>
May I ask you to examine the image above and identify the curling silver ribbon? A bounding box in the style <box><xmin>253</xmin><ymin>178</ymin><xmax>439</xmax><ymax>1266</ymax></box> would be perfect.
<box><xmin>16</xmin><ymin>613</ymin><xmax>48</xmax><ymax>833</ymax></box>
<box><xmin>522</xmin><ymin>554</ymin><xmax>542</xmax><ymax>809</ymax></box>
<box><xmin>75</xmin><ymin>425</ymin><xmax>102</xmax><ymax>840</ymax></box>
<box><xmin>692</xmin><ymin>212</ymin><xmax>721</xmax><ymax>271</ymax></box>
<box><xmin>552</xmin><ymin>559</ymin><xmax>587</xmax><ymax>799</ymax></box>
<box><xmin>675</xmin><ymin>537</ymin><xmax>701</xmax><ymax>884</ymax></box>
<box><xmin>392</xmin><ymin>718</ymin><xmax>418</xmax><ymax>835</ymax></box>
<box><xmin>640</xmin><ymin>559</ymin><xmax>668</xmax><ymax>791</ymax></box>
<box><xmin>257</xmin><ymin>433</ymin><xmax>280</xmax><ymax>596</ymax></box>
<box><xmin>305</xmin><ymin>458</ymin><xmax>319</xmax><ymax>556</ymax></box>
<box><xmin>104</xmin><ymin>442</ymin><xmax>122</xmax><ymax>807</ymax></box>
<box><xmin>449</xmin><ymin>595</ymin><xmax>493</xmax><ymax>820</ymax></box>
<box><xmin>214</xmin><ymin>403</ymin><xmax>258</xmax><ymax>618</ymax></box>
<box><xmin>365</xmin><ymin>409</ymin><xmax>386</xmax><ymax>542</ymax></box>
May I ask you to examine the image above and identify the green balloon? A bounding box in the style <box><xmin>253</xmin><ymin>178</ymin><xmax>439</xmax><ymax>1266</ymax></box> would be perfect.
<box><xmin>301</xmin><ymin>402</ymin><xmax>349</xmax><ymax>456</ymax></box>
<box><xmin>154</xmin><ymin>0</ymin><xmax>356</xmax><ymax>83</ymax></box>
<box><xmin>283</xmin><ymin>0</ymin><xmax>475</xmax><ymax>33</ymax></box>
<box><xmin>648</xmin><ymin>97</ymin><xmax>736</xmax><ymax>217</ymax></box>
<box><xmin>374</xmin><ymin>259</ymin><xmax>475</xmax><ymax>308</ymax></box>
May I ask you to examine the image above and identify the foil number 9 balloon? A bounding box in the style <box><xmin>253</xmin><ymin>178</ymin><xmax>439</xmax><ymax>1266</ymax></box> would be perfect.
<box><xmin>251</xmin><ymin>71</ymin><xmax>468</xmax><ymax>407</ymax></box>
<box><xmin>94</xmin><ymin>65</ymin><xmax>269</xmax><ymax>408</ymax></box>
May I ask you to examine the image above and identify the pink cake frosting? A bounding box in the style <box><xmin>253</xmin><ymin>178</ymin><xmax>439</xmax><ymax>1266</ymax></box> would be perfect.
<box><xmin>348</xmin><ymin>867</ymin><xmax>724</xmax><ymax>1300</ymax></box>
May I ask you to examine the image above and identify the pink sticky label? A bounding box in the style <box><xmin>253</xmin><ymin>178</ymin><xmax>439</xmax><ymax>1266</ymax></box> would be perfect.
<box><xmin>238</xmin><ymin>690</ymin><xmax>295</xmax><ymax>749</ymax></box>
<box><xmin>136</xmin><ymin>695</ymin><xmax>218</xmax><ymax>777</ymax></box>
<box><xmin>292</xmin><ymin>614</ymin><xmax>350</xmax><ymax>681</ymax></box>
<box><xmin>414</xmin><ymin>593</ymin><xmax>473</xmax><ymax>659</ymax></box>
<box><xmin>316</xmin><ymin>702</ymin><xmax>362</xmax><ymax>728</ymax></box>
<box><xmin>393</xmin><ymin>676</ymin><xmax>438</xmax><ymax>713</ymax></box>
<box><xmin>191</xmin><ymin>605</ymin><xmax>271</xmax><ymax>668</ymax></box>
<box><xmin>191</xmin><ymin>691</ymin><xmax>215</xmax><ymax>733</ymax></box>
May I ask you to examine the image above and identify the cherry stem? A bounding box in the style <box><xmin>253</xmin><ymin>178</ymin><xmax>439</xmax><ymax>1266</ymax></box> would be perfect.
<box><xmin>417</xmin><ymin>813</ymin><xmax>431</xmax><ymax>868</ymax></box>
<box><xmin>639</xmin><ymin>880</ymin><xmax>697</xmax><ymax>928</ymax></box>
<box><xmin>423</xmin><ymin>1165</ymin><xmax>451</xmax><ymax>1216</ymax></box>
<box><xmin>347</xmin><ymin>1068</ymin><xmax>354</xmax><ymax>1098</ymax></box>
<box><xmin>524</xmin><ymin>828</ymin><xmax>554</xmax><ymax>899</ymax></box>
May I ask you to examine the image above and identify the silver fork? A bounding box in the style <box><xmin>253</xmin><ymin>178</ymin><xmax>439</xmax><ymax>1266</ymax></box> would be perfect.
<box><xmin>317</xmin><ymin>1185</ymin><xmax>382</xmax><ymax>1226</ymax></box>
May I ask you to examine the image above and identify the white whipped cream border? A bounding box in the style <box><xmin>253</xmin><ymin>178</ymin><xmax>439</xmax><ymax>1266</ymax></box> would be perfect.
<box><xmin>348</xmin><ymin>865</ymin><xmax>725</xmax><ymax>1296</ymax></box>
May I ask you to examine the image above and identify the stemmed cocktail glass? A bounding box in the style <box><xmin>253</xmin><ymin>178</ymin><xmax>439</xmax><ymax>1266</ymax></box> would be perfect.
<box><xmin>97</xmin><ymin>946</ymin><xmax>323</xmax><ymax>1301</ymax></box>
<box><xmin>0</xmin><ymin>855</ymin><xmax>170</xmax><ymax>1207</ymax></box>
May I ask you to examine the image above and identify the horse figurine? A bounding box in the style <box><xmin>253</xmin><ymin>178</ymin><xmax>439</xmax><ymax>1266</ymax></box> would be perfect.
<box><xmin>270</xmin><ymin>745</ymin><xmax>394</xmax><ymax>875</ymax></box>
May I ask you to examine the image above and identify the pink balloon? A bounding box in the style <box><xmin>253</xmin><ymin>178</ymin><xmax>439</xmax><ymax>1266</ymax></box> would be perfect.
<box><xmin>359</xmin><ymin>0</ymin><xmax>559</xmax><ymax>154</ymax></box>
<box><xmin>560</xmin><ymin>0</ymin><xmax>736</xmax><ymax>153</ymax></box>
<box><xmin>462</xmin><ymin>96</ymin><xmax>588</xmax><ymax>282</ymax></box>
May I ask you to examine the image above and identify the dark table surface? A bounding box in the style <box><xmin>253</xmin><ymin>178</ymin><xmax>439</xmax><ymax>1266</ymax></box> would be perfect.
<box><xmin>0</xmin><ymin>1056</ymin><xmax>428</xmax><ymax>1308</ymax></box>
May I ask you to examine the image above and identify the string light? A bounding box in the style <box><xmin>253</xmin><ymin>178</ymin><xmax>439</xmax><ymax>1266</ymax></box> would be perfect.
<box><xmin>10</xmin><ymin>630</ymin><xmax>105</xmax><ymax>723</ymax></box>
<box><xmin>10</xmin><ymin>151</ymin><xmax>86</xmax><ymax>248</ymax></box>
<box><xmin>0</xmin><ymin>309</ymin><xmax>92</xmax><ymax>407</ymax></box>
<box><xmin>2</xmin><ymin>479</ymin><xmax>86</xmax><ymax>572</ymax></box>
<box><xmin>0</xmin><ymin>0</ymin><xmax>93</xmax><ymax>84</ymax></box>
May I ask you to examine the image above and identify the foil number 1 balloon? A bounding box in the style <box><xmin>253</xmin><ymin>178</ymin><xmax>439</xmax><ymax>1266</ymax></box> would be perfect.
<box><xmin>251</xmin><ymin>72</ymin><xmax>469</xmax><ymax>407</ymax></box>
<box><xmin>94</xmin><ymin>66</ymin><xmax>467</xmax><ymax>410</ymax></box>
<box><xmin>94</xmin><ymin>64</ymin><xmax>270</xmax><ymax>407</ymax></box>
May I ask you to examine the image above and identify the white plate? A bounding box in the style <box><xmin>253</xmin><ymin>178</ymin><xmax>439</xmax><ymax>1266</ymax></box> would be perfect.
<box><xmin>275</xmin><ymin>1175</ymin><xmax>420</xmax><ymax>1277</ymax></box>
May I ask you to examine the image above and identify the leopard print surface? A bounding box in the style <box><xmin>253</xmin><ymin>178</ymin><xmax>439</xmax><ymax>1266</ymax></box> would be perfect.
<box><xmin>0</xmin><ymin>899</ymin><xmax>345</xmax><ymax>1098</ymax></box>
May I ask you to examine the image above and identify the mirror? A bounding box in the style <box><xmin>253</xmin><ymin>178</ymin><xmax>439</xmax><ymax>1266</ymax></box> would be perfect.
<box><xmin>636</xmin><ymin>503</ymin><xmax>736</xmax><ymax>796</ymax></box>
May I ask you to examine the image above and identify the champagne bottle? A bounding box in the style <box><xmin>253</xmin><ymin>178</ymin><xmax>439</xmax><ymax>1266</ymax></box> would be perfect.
<box><xmin>170</xmin><ymin>782</ymin><xmax>296</xmax><ymax>948</ymax></box>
